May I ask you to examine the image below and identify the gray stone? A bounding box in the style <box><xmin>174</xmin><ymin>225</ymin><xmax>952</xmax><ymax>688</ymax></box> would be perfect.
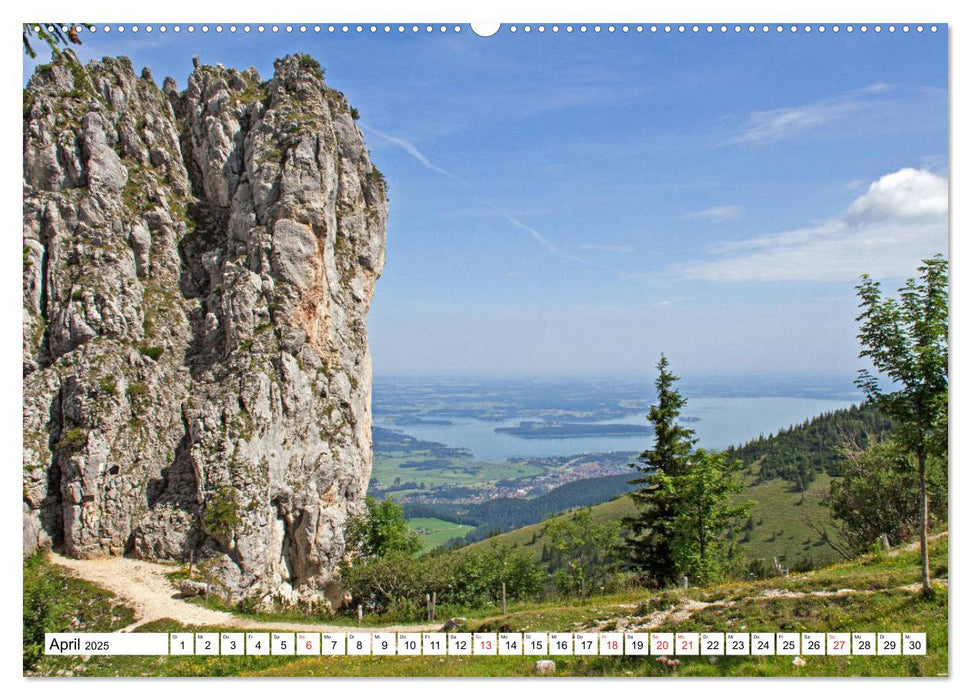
<box><xmin>179</xmin><ymin>580</ymin><xmax>210</xmax><ymax>597</ymax></box>
<box><xmin>129</xmin><ymin>223</ymin><xmax>152</xmax><ymax>278</ymax></box>
<box><xmin>22</xmin><ymin>52</ymin><xmax>387</xmax><ymax>605</ymax></box>
<box><xmin>534</xmin><ymin>660</ymin><xmax>556</xmax><ymax>675</ymax></box>
<box><xmin>440</xmin><ymin>618</ymin><xmax>467</xmax><ymax>632</ymax></box>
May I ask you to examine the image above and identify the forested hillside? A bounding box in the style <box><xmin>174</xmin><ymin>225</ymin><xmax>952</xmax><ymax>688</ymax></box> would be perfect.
<box><xmin>721</xmin><ymin>402</ymin><xmax>891</xmax><ymax>490</ymax></box>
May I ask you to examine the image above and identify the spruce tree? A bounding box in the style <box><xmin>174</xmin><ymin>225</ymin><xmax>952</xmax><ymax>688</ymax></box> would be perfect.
<box><xmin>624</xmin><ymin>354</ymin><xmax>697</xmax><ymax>586</ymax></box>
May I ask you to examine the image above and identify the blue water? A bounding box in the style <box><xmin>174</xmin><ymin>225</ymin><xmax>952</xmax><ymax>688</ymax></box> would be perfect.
<box><xmin>374</xmin><ymin>396</ymin><xmax>856</xmax><ymax>461</ymax></box>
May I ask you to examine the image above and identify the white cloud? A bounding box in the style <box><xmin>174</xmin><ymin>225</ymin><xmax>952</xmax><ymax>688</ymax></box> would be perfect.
<box><xmin>361</xmin><ymin>123</ymin><xmax>454</xmax><ymax>177</ymax></box>
<box><xmin>680</xmin><ymin>168</ymin><xmax>948</xmax><ymax>283</ymax></box>
<box><xmin>731</xmin><ymin>84</ymin><xmax>891</xmax><ymax>145</ymax></box>
<box><xmin>845</xmin><ymin>168</ymin><xmax>948</xmax><ymax>223</ymax></box>
<box><xmin>684</xmin><ymin>205</ymin><xmax>742</xmax><ymax>222</ymax></box>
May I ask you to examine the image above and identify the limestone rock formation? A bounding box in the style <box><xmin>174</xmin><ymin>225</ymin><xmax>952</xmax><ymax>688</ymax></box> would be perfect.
<box><xmin>23</xmin><ymin>51</ymin><xmax>387</xmax><ymax>606</ymax></box>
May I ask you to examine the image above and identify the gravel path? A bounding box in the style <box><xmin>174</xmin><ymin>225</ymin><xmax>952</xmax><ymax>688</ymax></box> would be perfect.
<box><xmin>49</xmin><ymin>553</ymin><xmax>437</xmax><ymax>633</ymax></box>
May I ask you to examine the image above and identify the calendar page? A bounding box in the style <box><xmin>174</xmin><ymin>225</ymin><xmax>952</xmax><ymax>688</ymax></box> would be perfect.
<box><xmin>20</xmin><ymin>2</ymin><xmax>950</xmax><ymax>682</ymax></box>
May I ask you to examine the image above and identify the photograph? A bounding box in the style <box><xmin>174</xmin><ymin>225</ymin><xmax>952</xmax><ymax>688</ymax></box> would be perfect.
<box><xmin>20</xmin><ymin>16</ymin><xmax>949</xmax><ymax>678</ymax></box>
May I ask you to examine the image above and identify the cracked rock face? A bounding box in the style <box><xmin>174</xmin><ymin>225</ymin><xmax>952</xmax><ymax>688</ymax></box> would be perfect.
<box><xmin>23</xmin><ymin>52</ymin><xmax>387</xmax><ymax>605</ymax></box>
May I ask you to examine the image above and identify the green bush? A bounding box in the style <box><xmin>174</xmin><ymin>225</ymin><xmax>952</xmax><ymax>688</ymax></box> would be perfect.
<box><xmin>349</xmin><ymin>106</ymin><xmax>360</xmax><ymax>120</ymax></box>
<box><xmin>56</xmin><ymin>427</ymin><xmax>87</xmax><ymax>453</ymax></box>
<box><xmin>829</xmin><ymin>439</ymin><xmax>948</xmax><ymax>554</ymax></box>
<box><xmin>366</xmin><ymin>166</ymin><xmax>387</xmax><ymax>189</ymax></box>
<box><xmin>204</xmin><ymin>486</ymin><xmax>240</xmax><ymax>538</ymax></box>
<box><xmin>345</xmin><ymin>496</ymin><xmax>422</xmax><ymax>559</ymax></box>
<box><xmin>126</xmin><ymin>382</ymin><xmax>148</xmax><ymax>398</ymax></box>
<box><xmin>234</xmin><ymin>596</ymin><xmax>259</xmax><ymax>615</ymax></box>
<box><xmin>340</xmin><ymin>544</ymin><xmax>544</xmax><ymax>617</ymax></box>
<box><xmin>298</xmin><ymin>54</ymin><xmax>324</xmax><ymax>79</ymax></box>
<box><xmin>138</xmin><ymin>345</ymin><xmax>164</xmax><ymax>361</ymax></box>
<box><xmin>99</xmin><ymin>377</ymin><xmax>118</xmax><ymax>396</ymax></box>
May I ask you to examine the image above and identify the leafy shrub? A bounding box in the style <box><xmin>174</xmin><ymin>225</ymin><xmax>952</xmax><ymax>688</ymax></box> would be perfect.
<box><xmin>126</xmin><ymin>382</ymin><xmax>148</xmax><ymax>398</ymax></box>
<box><xmin>204</xmin><ymin>486</ymin><xmax>240</xmax><ymax>538</ymax></box>
<box><xmin>349</xmin><ymin>106</ymin><xmax>360</xmax><ymax>120</ymax></box>
<box><xmin>298</xmin><ymin>54</ymin><xmax>324</xmax><ymax>79</ymax></box>
<box><xmin>345</xmin><ymin>496</ymin><xmax>422</xmax><ymax>559</ymax></box>
<box><xmin>138</xmin><ymin>345</ymin><xmax>164</xmax><ymax>361</ymax></box>
<box><xmin>340</xmin><ymin>543</ymin><xmax>544</xmax><ymax>617</ymax></box>
<box><xmin>828</xmin><ymin>439</ymin><xmax>948</xmax><ymax>554</ymax></box>
<box><xmin>366</xmin><ymin>166</ymin><xmax>387</xmax><ymax>189</ymax></box>
<box><xmin>234</xmin><ymin>596</ymin><xmax>259</xmax><ymax>615</ymax></box>
<box><xmin>57</xmin><ymin>427</ymin><xmax>87</xmax><ymax>453</ymax></box>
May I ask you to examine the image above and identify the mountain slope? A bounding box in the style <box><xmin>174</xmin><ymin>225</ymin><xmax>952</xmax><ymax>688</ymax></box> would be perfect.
<box><xmin>466</xmin><ymin>470</ymin><xmax>842</xmax><ymax>570</ymax></box>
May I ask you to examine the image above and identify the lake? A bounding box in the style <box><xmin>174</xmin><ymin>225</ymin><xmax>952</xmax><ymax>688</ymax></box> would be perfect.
<box><xmin>373</xmin><ymin>395</ymin><xmax>858</xmax><ymax>461</ymax></box>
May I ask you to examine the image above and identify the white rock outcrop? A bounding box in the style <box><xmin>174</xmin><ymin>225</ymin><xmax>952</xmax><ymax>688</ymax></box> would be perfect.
<box><xmin>23</xmin><ymin>52</ymin><xmax>387</xmax><ymax>607</ymax></box>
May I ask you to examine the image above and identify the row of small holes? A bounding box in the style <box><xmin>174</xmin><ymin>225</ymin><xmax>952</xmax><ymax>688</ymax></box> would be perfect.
<box><xmin>509</xmin><ymin>24</ymin><xmax>935</xmax><ymax>33</ymax></box>
<box><xmin>38</xmin><ymin>24</ymin><xmax>939</xmax><ymax>35</ymax></box>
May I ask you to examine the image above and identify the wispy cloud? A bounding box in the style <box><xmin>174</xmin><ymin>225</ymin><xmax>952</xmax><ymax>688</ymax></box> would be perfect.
<box><xmin>502</xmin><ymin>215</ymin><xmax>588</xmax><ymax>264</ymax></box>
<box><xmin>361</xmin><ymin>123</ymin><xmax>454</xmax><ymax>177</ymax></box>
<box><xmin>680</xmin><ymin>168</ymin><xmax>948</xmax><ymax>282</ymax></box>
<box><xmin>683</xmin><ymin>205</ymin><xmax>742</xmax><ymax>222</ymax></box>
<box><xmin>730</xmin><ymin>84</ymin><xmax>893</xmax><ymax>145</ymax></box>
<box><xmin>578</xmin><ymin>243</ymin><xmax>636</xmax><ymax>253</ymax></box>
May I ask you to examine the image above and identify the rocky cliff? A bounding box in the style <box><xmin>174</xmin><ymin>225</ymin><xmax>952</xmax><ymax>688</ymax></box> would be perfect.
<box><xmin>23</xmin><ymin>51</ymin><xmax>387</xmax><ymax>606</ymax></box>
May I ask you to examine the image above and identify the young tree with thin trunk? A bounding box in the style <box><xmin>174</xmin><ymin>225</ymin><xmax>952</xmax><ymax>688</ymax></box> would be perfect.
<box><xmin>854</xmin><ymin>254</ymin><xmax>948</xmax><ymax>595</ymax></box>
<box><xmin>546</xmin><ymin>509</ymin><xmax>622</xmax><ymax>601</ymax></box>
<box><xmin>656</xmin><ymin>449</ymin><xmax>752</xmax><ymax>585</ymax></box>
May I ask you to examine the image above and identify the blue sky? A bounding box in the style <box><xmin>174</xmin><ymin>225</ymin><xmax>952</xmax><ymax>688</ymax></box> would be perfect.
<box><xmin>24</xmin><ymin>25</ymin><xmax>949</xmax><ymax>380</ymax></box>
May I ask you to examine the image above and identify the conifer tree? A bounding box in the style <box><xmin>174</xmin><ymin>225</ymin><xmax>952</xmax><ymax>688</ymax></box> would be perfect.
<box><xmin>624</xmin><ymin>354</ymin><xmax>697</xmax><ymax>585</ymax></box>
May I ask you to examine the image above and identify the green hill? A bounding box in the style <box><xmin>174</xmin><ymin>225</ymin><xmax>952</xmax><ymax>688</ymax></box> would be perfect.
<box><xmin>465</xmin><ymin>469</ymin><xmax>842</xmax><ymax>571</ymax></box>
<box><xmin>723</xmin><ymin>401</ymin><xmax>891</xmax><ymax>489</ymax></box>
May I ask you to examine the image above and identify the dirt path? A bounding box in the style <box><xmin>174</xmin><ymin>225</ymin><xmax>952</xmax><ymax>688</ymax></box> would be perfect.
<box><xmin>613</xmin><ymin>578</ymin><xmax>948</xmax><ymax>633</ymax></box>
<box><xmin>889</xmin><ymin>531</ymin><xmax>948</xmax><ymax>556</ymax></box>
<box><xmin>49</xmin><ymin>553</ymin><xmax>437</xmax><ymax>633</ymax></box>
